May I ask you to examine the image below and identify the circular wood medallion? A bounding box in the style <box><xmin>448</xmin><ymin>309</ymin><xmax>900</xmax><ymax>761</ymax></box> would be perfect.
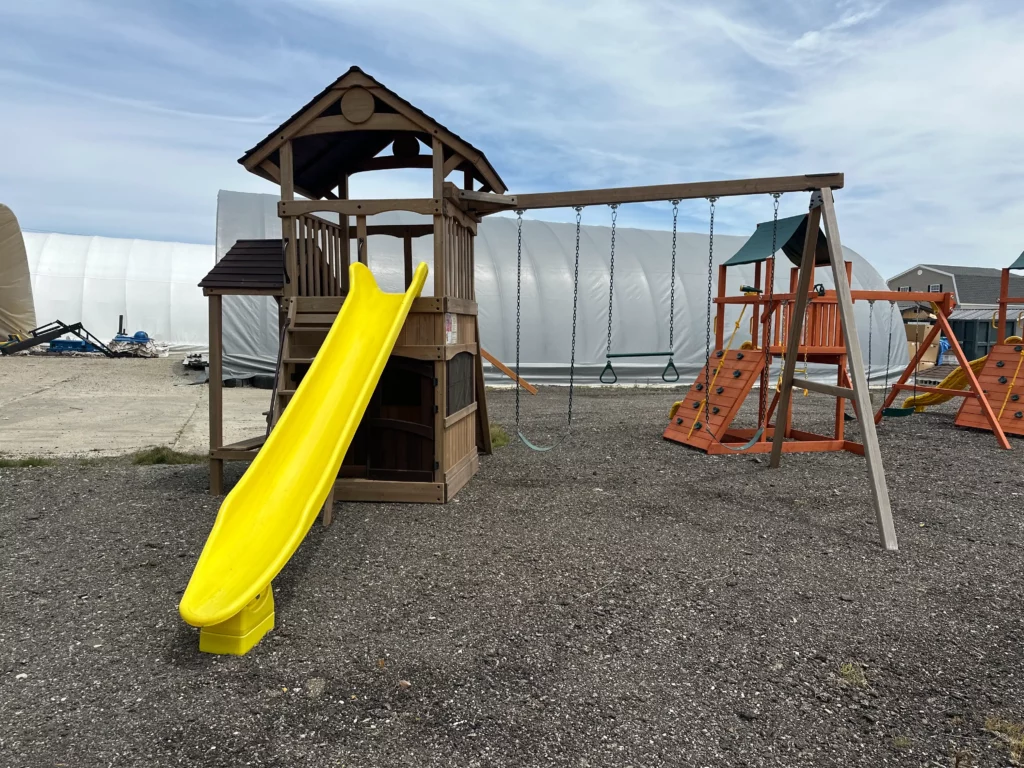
<box><xmin>340</xmin><ymin>87</ymin><xmax>375</xmax><ymax>123</ymax></box>
<box><xmin>392</xmin><ymin>135</ymin><xmax>420</xmax><ymax>158</ymax></box>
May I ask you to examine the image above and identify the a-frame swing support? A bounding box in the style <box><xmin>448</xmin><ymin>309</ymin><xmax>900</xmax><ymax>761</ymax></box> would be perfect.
<box><xmin>468</xmin><ymin>174</ymin><xmax>897</xmax><ymax>551</ymax></box>
<box><xmin>771</xmin><ymin>190</ymin><xmax>897</xmax><ymax>550</ymax></box>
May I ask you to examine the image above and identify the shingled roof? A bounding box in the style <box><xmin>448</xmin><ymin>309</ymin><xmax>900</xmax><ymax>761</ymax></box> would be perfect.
<box><xmin>238</xmin><ymin>67</ymin><xmax>506</xmax><ymax>198</ymax></box>
<box><xmin>199</xmin><ymin>240</ymin><xmax>285</xmax><ymax>295</ymax></box>
<box><xmin>920</xmin><ymin>264</ymin><xmax>1024</xmax><ymax>306</ymax></box>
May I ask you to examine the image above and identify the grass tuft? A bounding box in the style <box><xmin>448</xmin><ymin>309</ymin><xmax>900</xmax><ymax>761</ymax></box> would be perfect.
<box><xmin>985</xmin><ymin>715</ymin><xmax>1024</xmax><ymax>764</ymax></box>
<box><xmin>839</xmin><ymin>662</ymin><xmax>867</xmax><ymax>687</ymax></box>
<box><xmin>490</xmin><ymin>423</ymin><xmax>511</xmax><ymax>449</ymax></box>
<box><xmin>130</xmin><ymin>446</ymin><xmax>206</xmax><ymax>466</ymax></box>
<box><xmin>0</xmin><ymin>456</ymin><xmax>55</xmax><ymax>468</ymax></box>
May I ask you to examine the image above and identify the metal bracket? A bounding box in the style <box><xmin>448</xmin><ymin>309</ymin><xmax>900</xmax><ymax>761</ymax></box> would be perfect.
<box><xmin>808</xmin><ymin>191</ymin><xmax>824</xmax><ymax>210</ymax></box>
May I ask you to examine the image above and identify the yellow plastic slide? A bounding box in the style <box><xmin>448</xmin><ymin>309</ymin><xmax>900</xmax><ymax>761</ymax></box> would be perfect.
<box><xmin>902</xmin><ymin>336</ymin><xmax>1022</xmax><ymax>411</ymax></box>
<box><xmin>179</xmin><ymin>262</ymin><xmax>428</xmax><ymax>653</ymax></box>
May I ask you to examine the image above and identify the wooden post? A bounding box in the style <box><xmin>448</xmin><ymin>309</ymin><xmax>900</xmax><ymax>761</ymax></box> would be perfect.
<box><xmin>463</xmin><ymin>169</ymin><xmax>473</xmax><ymax>191</ymax></box>
<box><xmin>770</xmin><ymin>204</ymin><xmax>821</xmax><ymax>467</ymax></box>
<box><xmin>475</xmin><ymin>320</ymin><xmax>492</xmax><ymax>455</ymax></box>
<box><xmin>321</xmin><ymin>483</ymin><xmax>335</xmax><ymax>528</ymax></box>
<box><xmin>998</xmin><ymin>268</ymin><xmax>1009</xmax><ymax>343</ymax></box>
<box><xmin>356</xmin><ymin>215</ymin><xmax>368</xmax><ymax>265</ymax></box>
<box><xmin>432</xmin><ymin>137</ymin><xmax>445</xmax><ymax>297</ymax></box>
<box><xmin>714</xmin><ymin>264</ymin><xmax>727</xmax><ymax>349</ymax></box>
<box><xmin>932</xmin><ymin>308</ymin><xmax>1011</xmax><ymax>449</ymax></box>
<box><xmin>279</xmin><ymin>140</ymin><xmax>297</xmax><ymax>297</ymax></box>
<box><xmin>209</xmin><ymin>294</ymin><xmax>224</xmax><ymax>495</ymax></box>
<box><xmin>339</xmin><ymin>174</ymin><xmax>350</xmax><ymax>294</ymax></box>
<box><xmin>403</xmin><ymin>235</ymin><xmax>413</xmax><ymax>289</ymax></box>
<box><xmin>818</xmin><ymin>188</ymin><xmax>897</xmax><ymax>550</ymax></box>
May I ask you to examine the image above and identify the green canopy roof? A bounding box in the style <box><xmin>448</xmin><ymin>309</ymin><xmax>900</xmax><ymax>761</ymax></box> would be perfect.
<box><xmin>1010</xmin><ymin>250</ymin><xmax>1024</xmax><ymax>270</ymax></box>
<box><xmin>723</xmin><ymin>213</ymin><xmax>831</xmax><ymax>268</ymax></box>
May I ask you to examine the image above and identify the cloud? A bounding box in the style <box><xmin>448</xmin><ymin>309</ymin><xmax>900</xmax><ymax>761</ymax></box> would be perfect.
<box><xmin>1</xmin><ymin>0</ymin><xmax>1022</xmax><ymax>274</ymax></box>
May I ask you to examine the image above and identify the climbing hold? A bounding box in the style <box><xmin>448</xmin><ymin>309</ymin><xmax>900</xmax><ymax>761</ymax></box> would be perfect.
<box><xmin>1016</xmin><ymin>345</ymin><xmax>1023</xmax><ymax>352</ymax></box>
<box><xmin>712</xmin><ymin>406</ymin><xmax>720</xmax><ymax>415</ymax></box>
<box><xmin>715</xmin><ymin>350</ymin><xmax>724</xmax><ymax>358</ymax></box>
<box><xmin>695</xmin><ymin>383</ymin><xmax>704</xmax><ymax>391</ymax></box>
<box><xmin>676</xmin><ymin>417</ymin><xmax>683</xmax><ymax>425</ymax></box>
<box><xmin>999</xmin><ymin>376</ymin><xmax>1008</xmax><ymax>384</ymax></box>
<box><xmin>716</xmin><ymin>386</ymin><xmax>724</xmax><ymax>395</ymax></box>
<box><xmin>997</xmin><ymin>360</ymin><xmax>1005</xmax><ymax>368</ymax></box>
<box><xmin>694</xmin><ymin>422</ymin><xmax>703</xmax><ymax>431</ymax></box>
<box><xmin>692</xmin><ymin>401</ymin><xmax>700</xmax><ymax>409</ymax></box>
<box><xmin>736</xmin><ymin>352</ymin><xmax>745</xmax><ymax>360</ymax></box>
<box><xmin>732</xmin><ymin>370</ymin><xmax>741</xmax><ymax>378</ymax></box>
<box><xmin>1012</xmin><ymin>394</ymin><xmax>1020</xmax><ymax>402</ymax></box>
<box><xmin>1016</xmin><ymin>411</ymin><xmax>1023</xmax><ymax>419</ymax></box>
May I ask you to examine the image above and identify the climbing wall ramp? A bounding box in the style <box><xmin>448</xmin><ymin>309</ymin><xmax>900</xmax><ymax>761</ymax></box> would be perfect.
<box><xmin>663</xmin><ymin>350</ymin><xmax>766</xmax><ymax>453</ymax></box>
<box><xmin>955</xmin><ymin>342</ymin><xmax>1024</xmax><ymax>438</ymax></box>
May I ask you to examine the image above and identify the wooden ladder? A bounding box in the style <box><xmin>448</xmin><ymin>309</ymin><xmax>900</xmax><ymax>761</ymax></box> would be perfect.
<box><xmin>269</xmin><ymin>296</ymin><xmax>343</xmax><ymax>526</ymax></box>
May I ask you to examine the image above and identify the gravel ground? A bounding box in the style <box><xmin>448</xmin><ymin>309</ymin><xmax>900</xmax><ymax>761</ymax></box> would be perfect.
<box><xmin>1</xmin><ymin>386</ymin><xmax>1022</xmax><ymax>767</ymax></box>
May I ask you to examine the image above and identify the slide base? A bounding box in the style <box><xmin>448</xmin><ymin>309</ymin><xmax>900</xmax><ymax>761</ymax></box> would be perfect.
<box><xmin>198</xmin><ymin>584</ymin><xmax>275</xmax><ymax>655</ymax></box>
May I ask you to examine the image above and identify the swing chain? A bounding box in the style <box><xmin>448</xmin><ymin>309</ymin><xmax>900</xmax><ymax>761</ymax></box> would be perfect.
<box><xmin>669</xmin><ymin>200</ymin><xmax>679</xmax><ymax>357</ymax></box>
<box><xmin>606</xmin><ymin>204</ymin><xmax>618</xmax><ymax>357</ymax></box>
<box><xmin>762</xmin><ymin>193</ymin><xmax>781</xmax><ymax>423</ymax></box>
<box><xmin>704</xmin><ymin>197</ymin><xmax>717</xmax><ymax>419</ymax></box>
<box><xmin>866</xmin><ymin>300</ymin><xmax>875</xmax><ymax>386</ymax></box>
<box><xmin>515</xmin><ymin>209</ymin><xmax>525</xmax><ymax>433</ymax></box>
<box><xmin>567</xmin><ymin>206</ymin><xmax>584</xmax><ymax>427</ymax></box>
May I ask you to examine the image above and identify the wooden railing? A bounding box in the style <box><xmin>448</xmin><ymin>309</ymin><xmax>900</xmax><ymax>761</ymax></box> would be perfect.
<box><xmin>293</xmin><ymin>213</ymin><xmax>347</xmax><ymax>297</ymax></box>
<box><xmin>441</xmin><ymin>216</ymin><xmax>474</xmax><ymax>300</ymax></box>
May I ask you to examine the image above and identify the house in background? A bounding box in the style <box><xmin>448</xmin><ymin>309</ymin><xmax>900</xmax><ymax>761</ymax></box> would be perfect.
<box><xmin>887</xmin><ymin>264</ymin><xmax>1024</xmax><ymax>360</ymax></box>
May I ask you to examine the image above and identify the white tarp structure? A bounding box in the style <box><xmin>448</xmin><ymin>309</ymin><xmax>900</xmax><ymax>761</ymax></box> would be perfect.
<box><xmin>217</xmin><ymin>190</ymin><xmax>907</xmax><ymax>384</ymax></box>
<box><xmin>0</xmin><ymin>204</ymin><xmax>36</xmax><ymax>337</ymax></box>
<box><xmin>22</xmin><ymin>231</ymin><xmax>212</xmax><ymax>351</ymax></box>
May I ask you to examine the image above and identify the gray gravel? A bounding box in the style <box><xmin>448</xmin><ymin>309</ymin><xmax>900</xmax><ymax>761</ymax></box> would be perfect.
<box><xmin>1</xmin><ymin>387</ymin><xmax>1022</xmax><ymax>767</ymax></box>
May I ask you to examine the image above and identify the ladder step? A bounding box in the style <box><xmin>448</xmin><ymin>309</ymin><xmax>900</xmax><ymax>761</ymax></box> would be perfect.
<box><xmin>289</xmin><ymin>324</ymin><xmax>331</xmax><ymax>332</ymax></box>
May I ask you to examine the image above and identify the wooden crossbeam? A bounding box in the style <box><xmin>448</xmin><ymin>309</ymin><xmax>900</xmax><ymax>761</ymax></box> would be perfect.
<box><xmin>791</xmin><ymin>378</ymin><xmax>854</xmax><ymax>398</ymax></box>
<box><xmin>504</xmin><ymin>173</ymin><xmax>844</xmax><ymax>212</ymax></box>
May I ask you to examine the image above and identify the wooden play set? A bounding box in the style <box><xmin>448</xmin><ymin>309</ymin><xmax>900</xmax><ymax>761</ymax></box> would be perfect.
<box><xmin>662</xmin><ymin>214</ymin><xmax>1017</xmax><ymax>455</ymax></box>
<box><xmin>877</xmin><ymin>252</ymin><xmax>1024</xmax><ymax>441</ymax></box>
<box><xmin>198</xmin><ymin>66</ymin><xmax>905</xmax><ymax>549</ymax></box>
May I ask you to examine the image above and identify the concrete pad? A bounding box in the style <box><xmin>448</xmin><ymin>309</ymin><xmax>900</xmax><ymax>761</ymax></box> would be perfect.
<box><xmin>0</xmin><ymin>355</ymin><xmax>267</xmax><ymax>457</ymax></box>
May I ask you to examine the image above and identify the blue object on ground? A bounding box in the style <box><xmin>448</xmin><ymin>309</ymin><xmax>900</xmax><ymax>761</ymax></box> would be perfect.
<box><xmin>49</xmin><ymin>338</ymin><xmax>102</xmax><ymax>353</ymax></box>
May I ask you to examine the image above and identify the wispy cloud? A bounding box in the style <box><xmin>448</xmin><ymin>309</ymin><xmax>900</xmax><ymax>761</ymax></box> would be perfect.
<box><xmin>0</xmin><ymin>0</ymin><xmax>1021</xmax><ymax>273</ymax></box>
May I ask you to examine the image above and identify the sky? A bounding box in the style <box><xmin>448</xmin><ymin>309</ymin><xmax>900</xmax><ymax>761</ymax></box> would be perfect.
<box><xmin>1</xmin><ymin>0</ymin><xmax>1022</xmax><ymax>278</ymax></box>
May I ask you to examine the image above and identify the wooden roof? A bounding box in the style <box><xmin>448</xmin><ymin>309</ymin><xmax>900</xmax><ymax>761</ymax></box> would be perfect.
<box><xmin>199</xmin><ymin>240</ymin><xmax>286</xmax><ymax>295</ymax></box>
<box><xmin>239</xmin><ymin>67</ymin><xmax>506</xmax><ymax>198</ymax></box>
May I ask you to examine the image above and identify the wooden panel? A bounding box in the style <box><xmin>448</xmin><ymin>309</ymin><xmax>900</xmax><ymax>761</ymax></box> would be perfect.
<box><xmin>294</xmin><ymin>113</ymin><xmax>421</xmax><ymax>137</ymax></box>
<box><xmin>444</xmin><ymin>411</ymin><xmax>477</xmax><ymax>471</ymax></box>
<box><xmin>457</xmin><ymin>313</ymin><xmax>476</xmax><ymax>344</ymax></box>
<box><xmin>280</xmin><ymin>199</ymin><xmax>440</xmax><ymax>217</ymax></box>
<box><xmin>955</xmin><ymin>343</ymin><xmax>1024</xmax><ymax>437</ymax></box>
<box><xmin>396</xmin><ymin>313</ymin><xmax>440</xmax><ymax>347</ymax></box>
<box><xmin>444</xmin><ymin>401</ymin><xmax>478</xmax><ymax>429</ymax></box>
<box><xmin>297</xmin><ymin>296</ymin><xmax>344</xmax><ymax>313</ymax></box>
<box><xmin>332</xmin><ymin>479</ymin><xmax>445</xmax><ymax>504</ymax></box>
<box><xmin>663</xmin><ymin>350</ymin><xmax>767</xmax><ymax>452</ymax></box>
<box><xmin>444</xmin><ymin>451</ymin><xmax>479</xmax><ymax>501</ymax></box>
